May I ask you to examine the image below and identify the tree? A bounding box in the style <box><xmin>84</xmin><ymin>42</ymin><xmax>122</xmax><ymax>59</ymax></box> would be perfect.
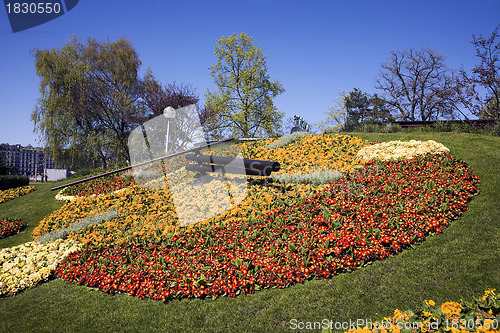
<box><xmin>454</xmin><ymin>25</ymin><xmax>500</xmax><ymax>121</ymax></box>
<box><xmin>343</xmin><ymin>88</ymin><xmax>371</xmax><ymax>130</ymax></box>
<box><xmin>205</xmin><ymin>32</ymin><xmax>285</xmax><ymax>138</ymax></box>
<box><xmin>137</xmin><ymin>72</ymin><xmax>202</xmax><ymax>152</ymax></box>
<box><xmin>375</xmin><ymin>48</ymin><xmax>456</xmax><ymax>121</ymax></box>
<box><xmin>140</xmin><ymin>70</ymin><xmax>199</xmax><ymax>118</ymax></box>
<box><xmin>32</xmin><ymin>37</ymin><xmax>147</xmax><ymax>169</ymax></box>
<box><xmin>198</xmin><ymin>105</ymin><xmax>227</xmax><ymax>140</ymax></box>
<box><xmin>319</xmin><ymin>89</ymin><xmax>394</xmax><ymax>132</ymax></box>
<box><xmin>343</xmin><ymin>89</ymin><xmax>394</xmax><ymax>130</ymax></box>
<box><xmin>317</xmin><ymin>91</ymin><xmax>348</xmax><ymax>133</ymax></box>
<box><xmin>369</xmin><ymin>93</ymin><xmax>394</xmax><ymax>125</ymax></box>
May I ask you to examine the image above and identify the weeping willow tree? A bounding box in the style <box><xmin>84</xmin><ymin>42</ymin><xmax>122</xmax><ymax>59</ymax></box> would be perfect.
<box><xmin>31</xmin><ymin>36</ymin><xmax>147</xmax><ymax>169</ymax></box>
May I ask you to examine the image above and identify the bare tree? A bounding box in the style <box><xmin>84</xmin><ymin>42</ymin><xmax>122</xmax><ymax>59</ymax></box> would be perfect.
<box><xmin>454</xmin><ymin>25</ymin><xmax>500</xmax><ymax>121</ymax></box>
<box><xmin>376</xmin><ymin>48</ymin><xmax>456</xmax><ymax>121</ymax></box>
<box><xmin>140</xmin><ymin>70</ymin><xmax>199</xmax><ymax>118</ymax></box>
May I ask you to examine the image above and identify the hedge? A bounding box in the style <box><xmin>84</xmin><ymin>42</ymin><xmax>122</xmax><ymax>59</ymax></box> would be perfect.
<box><xmin>0</xmin><ymin>175</ymin><xmax>30</xmax><ymax>191</ymax></box>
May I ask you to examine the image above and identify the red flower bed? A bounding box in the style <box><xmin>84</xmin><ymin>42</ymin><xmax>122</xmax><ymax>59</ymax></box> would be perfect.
<box><xmin>56</xmin><ymin>153</ymin><xmax>479</xmax><ymax>301</ymax></box>
<box><xmin>63</xmin><ymin>173</ymin><xmax>135</xmax><ymax>197</ymax></box>
<box><xmin>0</xmin><ymin>218</ymin><xmax>27</xmax><ymax>239</ymax></box>
<box><xmin>63</xmin><ymin>155</ymin><xmax>189</xmax><ymax>197</ymax></box>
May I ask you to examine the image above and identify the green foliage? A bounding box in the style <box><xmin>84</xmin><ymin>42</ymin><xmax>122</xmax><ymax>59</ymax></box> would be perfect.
<box><xmin>452</xmin><ymin>123</ymin><xmax>481</xmax><ymax>134</ymax></box>
<box><xmin>0</xmin><ymin>165</ymin><xmax>17</xmax><ymax>176</ymax></box>
<box><xmin>351</xmin><ymin>122</ymin><xmax>500</xmax><ymax>136</ymax></box>
<box><xmin>71</xmin><ymin>167</ymin><xmax>106</xmax><ymax>178</ymax></box>
<box><xmin>380</xmin><ymin>123</ymin><xmax>401</xmax><ymax>133</ymax></box>
<box><xmin>434</xmin><ymin>120</ymin><xmax>453</xmax><ymax>132</ymax></box>
<box><xmin>265</xmin><ymin>132</ymin><xmax>309</xmax><ymax>150</ymax></box>
<box><xmin>317</xmin><ymin>91</ymin><xmax>348</xmax><ymax>133</ymax></box>
<box><xmin>418</xmin><ymin>125</ymin><xmax>435</xmax><ymax>132</ymax></box>
<box><xmin>343</xmin><ymin>89</ymin><xmax>393</xmax><ymax>131</ymax></box>
<box><xmin>343</xmin><ymin>88</ymin><xmax>372</xmax><ymax>131</ymax></box>
<box><xmin>319</xmin><ymin>89</ymin><xmax>393</xmax><ymax>133</ymax></box>
<box><xmin>205</xmin><ymin>32</ymin><xmax>285</xmax><ymax>139</ymax></box>
<box><xmin>0</xmin><ymin>176</ymin><xmax>29</xmax><ymax>191</ymax></box>
<box><xmin>490</xmin><ymin>123</ymin><xmax>500</xmax><ymax>136</ymax></box>
<box><xmin>344</xmin><ymin>88</ymin><xmax>394</xmax><ymax>131</ymax></box>
<box><xmin>356</xmin><ymin>123</ymin><xmax>382</xmax><ymax>133</ymax></box>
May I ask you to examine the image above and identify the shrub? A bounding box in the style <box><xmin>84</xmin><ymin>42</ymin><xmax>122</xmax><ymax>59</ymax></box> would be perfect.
<box><xmin>322</xmin><ymin>127</ymin><xmax>341</xmax><ymax>134</ymax></box>
<box><xmin>0</xmin><ymin>175</ymin><xmax>29</xmax><ymax>191</ymax></box>
<box><xmin>380</xmin><ymin>123</ymin><xmax>401</xmax><ymax>133</ymax></box>
<box><xmin>352</xmin><ymin>124</ymin><xmax>381</xmax><ymax>133</ymax></box>
<box><xmin>365</xmin><ymin>124</ymin><xmax>383</xmax><ymax>132</ymax></box>
<box><xmin>73</xmin><ymin>168</ymin><xmax>105</xmax><ymax>178</ymax></box>
<box><xmin>452</xmin><ymin>122</ymin><xmax>481</xmax><ymax>134</ymax></box>
<box><xmin>0</xmin><ymin>165</ymin><xmax>17</xmax><ymax>175</ymax></box>
<box><xmin>434</xmin><ymin>120</ymin><xmax>453</xmax><ymax>132</ymax></box>
<box><xmin>417</xmin><ymin>126</ymin><xmax>434</xmax><ymax>132</ymax></box>
<box><xmin>489</xmin><ymin>122</ymin><xmax>500</xmax><ymax>136</ymax></box>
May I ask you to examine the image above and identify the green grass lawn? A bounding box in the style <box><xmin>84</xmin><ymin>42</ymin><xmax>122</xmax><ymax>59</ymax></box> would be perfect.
<box><xmin>0</xmin><ymin>132</ymin><xmax>499</xmax><ymax>333</ymax></box>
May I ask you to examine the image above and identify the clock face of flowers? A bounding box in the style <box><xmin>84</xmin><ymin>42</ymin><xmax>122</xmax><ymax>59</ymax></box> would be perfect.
<box><xmin>3</xmin><ymin>135</ymin><xmax>480</xmax><ymax>300</ymax></box>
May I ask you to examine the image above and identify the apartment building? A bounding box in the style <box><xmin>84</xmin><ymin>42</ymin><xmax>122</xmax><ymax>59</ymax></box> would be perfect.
<box><xmin>0</xmin><ymin>143</ymin><xmax>53</xmax><ymax>177</ymax></box>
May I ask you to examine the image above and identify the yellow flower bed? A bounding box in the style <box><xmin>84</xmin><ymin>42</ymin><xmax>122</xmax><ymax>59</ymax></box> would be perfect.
<box><xmin>34</xmin><ymin>186</ymin><xmax>177</xmax><ymax>244</ymax></box>
<box><xmin>356</xmin><ymin>140</ymin><xmax>450</xmax><ymax>161</ymax></box>
<box><xmin>0</xmin><ymin>186</ymin><xmax>36</xmax><ymax>203</ymax></box>
<box><xmin>0</xmin><ymin>239</ymin><xmax>82</xmax><ymax>296</ymax></box>
<box><xmin>240</xmin><ymin>133</ymin><xmax>370</xmax><ymax>174</ymax></box>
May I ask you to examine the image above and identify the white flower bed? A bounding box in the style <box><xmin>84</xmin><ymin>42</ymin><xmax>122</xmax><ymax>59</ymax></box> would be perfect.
<box><xmin>356</xmin><ymin>140</ymin><xmax>450</xmax><ymax>161</ymax></box>
<box><xmin>55</xmin><ymin>186</ymin><xmax>128</xmax><ymax>201</ymax></box>
<box><xmin>0</xmin><ymin>239</ymin><xmax>82</xmax><ymax>296</ymax></box>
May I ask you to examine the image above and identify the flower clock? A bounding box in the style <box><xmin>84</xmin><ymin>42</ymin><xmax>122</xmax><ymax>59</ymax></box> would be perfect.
<box><xmin>4</xmin><ymin>135</ymin><xmax>482</xmax><ymax>302</ymax></box>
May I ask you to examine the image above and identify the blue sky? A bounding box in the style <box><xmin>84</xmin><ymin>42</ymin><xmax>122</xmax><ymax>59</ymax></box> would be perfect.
<box><xmin>1</xmin><ymin>0</ymin><xmax>499</xmax><ymax>146</ymax></box>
